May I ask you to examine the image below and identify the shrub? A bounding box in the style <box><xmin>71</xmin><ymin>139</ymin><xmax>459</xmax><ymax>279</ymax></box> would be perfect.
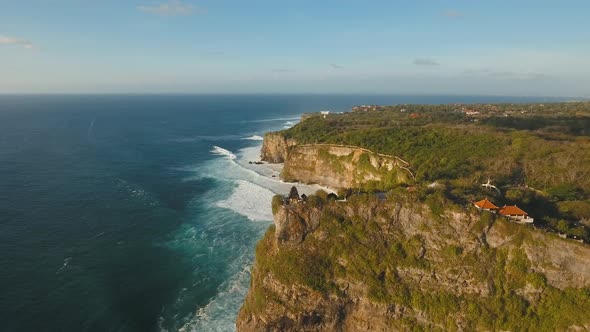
<box><xmin>557</xmin><ymin>200</ymin><xmax>590</xmax><ymax>220</ymax></box>
<box><xmin>307</xmin><ymin>195</ymin><xmax>323</xmax><ymax>208</ymax></box>
<box><xmin>271</xmin><ymin>194</ymin><xmax>284</xmax><ymax>214</ymax></box>
<box><xmin>315</xmin><ymin>189</ymin><xmax>329</xmax><ymax>202</ymax></box>
<box><xmin>442</xmin><ymin>245</ymin><xmax>463</xmax><ymax>260</ymax></box>
<box><xmin>547</xmin><ymin>184</ymin><xmax>581</xmax><ymax>201</ymax></box>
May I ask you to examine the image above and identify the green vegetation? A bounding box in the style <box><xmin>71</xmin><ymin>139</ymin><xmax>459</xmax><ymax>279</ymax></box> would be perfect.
<box><xmin>282</xmin><ymin>102</ymin><xmax>590</xmax><ymax>192</ymax></box>
<box><xmin>271</xmin><ymin>194</ymin><xmax>283</xmax><ymax>214</ymax></box>
<box><xmin>278</xmin><ymin>102</ymin><xmax>590</xmax><ymax>240</ymax></box>
<box><xmin>247</xmin><ymin>193</ymin><xmax>590</xmax><ymax>330</ymax></box>
<box><xmin>245</xmin><ymin>102</ymin><xmax>590</xmax><ymax>329</ymax></box>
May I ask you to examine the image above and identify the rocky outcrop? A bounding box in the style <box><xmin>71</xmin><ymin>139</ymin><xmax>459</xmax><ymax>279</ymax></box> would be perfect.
<box><xmin>282</xmin><ymin>144</ymin><xmax>413</xmax><ymax>189</ymax></box>
<box><xmin>238</xmin><ymin>198</ymin><xmax>590</xmax><ymax>331</ymax></box>
<box><xmin>260</xmin><ymin>130</ymin><xmax>413</xmax><ymax>189</ymax></box>
<box><xmin>487</xmin><ymin>220</ymin><xmax>590</xmax><ymax>289</ymax></box>
<box><xmin>260</xmin><ymin>133</ymin><xmax>297</xmax><ymax>163</ymax></box>
<box><xmin>274</xmin><ymin>203</ymin><xmax>322</xmax><ymax>245</ymax></box>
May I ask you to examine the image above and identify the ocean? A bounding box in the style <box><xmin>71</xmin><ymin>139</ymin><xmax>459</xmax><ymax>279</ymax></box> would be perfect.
<box><xmin>0</xmin><ymin>94</ymin><xmax>564</xmax><ymax>331</ymax></box>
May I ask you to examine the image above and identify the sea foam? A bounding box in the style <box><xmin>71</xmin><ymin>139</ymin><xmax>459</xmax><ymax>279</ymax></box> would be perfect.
<box><xmin>216</xmin><ymin>180</ymin><xmax>274</xmax><ymax>222</ymax></box>
<box><xmin>242</xmin><ymin>135</ymin><xmax>264</xmax><ymax>141</ymax></box>
<box><xmin>173</xmin><ymin>142</ymin><xmax>333</xmax><ymax>332</ymax></box>
<box><xmin>179</xmin><ymin>251</ymin><xmax>256</xmax><ymax>332</ymax></box>
<box><xmin>210</xmin><ymin>146</ymin><xmax>237</xmax><ymax>160</ymax></box>
<box><xmin>241</xmin><ymin>116</ymin><xmax>300</xmax><ymax>123</ymax></box>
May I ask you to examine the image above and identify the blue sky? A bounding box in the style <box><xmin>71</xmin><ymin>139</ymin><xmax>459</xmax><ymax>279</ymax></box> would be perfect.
<box><xmin>1</xmin><ymin>0</ymin><xmax>589</xmax><ymax>96</ymax></box>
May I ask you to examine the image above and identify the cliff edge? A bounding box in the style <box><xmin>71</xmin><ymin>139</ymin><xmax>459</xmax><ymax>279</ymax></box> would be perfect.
<box><xmin>282</xmin><ymin>144</ymin><xmax>413</xmax><ymax>189</ymax></box>
<box><xmin>260</xmin><ymin>132</ymin><xmax>297</xmax><ymax>163</ymax></box>
<box><xmin>237</xmin><ymin>194</ymin><xmax>590</xmax><ymax>331</ymax></box>
<box><xmin>261</xmin><ymin>131</ymin><xmax>413</xmax><ymax>189</ymax></box>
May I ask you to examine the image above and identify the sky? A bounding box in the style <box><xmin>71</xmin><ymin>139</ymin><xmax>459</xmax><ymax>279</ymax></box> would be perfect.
<box><xmin>1</xmin><ymin>0</ymin><xmax>590</xmax><ymax>96</ymax></box>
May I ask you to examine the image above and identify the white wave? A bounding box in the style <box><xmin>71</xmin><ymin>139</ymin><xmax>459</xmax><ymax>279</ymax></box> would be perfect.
<box><xmin>56</xmin><ymin>257</ymin><xmax>72</xmax><ymax>274</ymax></box>
<box><xmin>198</xmin><ymin>134</ymin><xmax>243</xmax><ymax>141</ymax></box>
<box><xmin>241</xmin><ymin>116</ymin><xmax>300</xmax><ymax>123</ymax></box>
<box><xmin>179</xmin><ymin>251</ymin><xmax>254</xmax><ymax>332</ymax></box>
<box><xmin>170</xmin><ymin>139</ymin><xmax>336</xmax><ymax>332</ymax></box>
<box><xmin>116</xmin><ymin>178</ymin><xmax>160</xmax><ymax>207</ymax></box>
<box><xmin>284</xmin><ymin>121</ymin><xmax>295</xmax><ymax>126</ymax></box>
<box><xmin>169</xmin><ymin>134</ymin><xmax>243</xmax><ymax>143</ymax></box>
<box><xmin>190</xmin><ymin>144</ymin><xmax>334</xmax><ymax>197</ymax></box>
<box><xmin>216</xmin><ymin>180</ymin><xmax>274</xmax><ymax>222</ymax></box>
<box><xmin>242</xmin><ymin>135</ymin><xmax>264</xmax><ymax>141</ymax></box>
<box><xmin>166</xmin><ymin>186</ymin><xmax>270</xmax><ymax>332</ymax></box>
<box><xmin>210</xmin><ymin>146</ymin><xmax>237</xmax><ymax>160</ymax></box>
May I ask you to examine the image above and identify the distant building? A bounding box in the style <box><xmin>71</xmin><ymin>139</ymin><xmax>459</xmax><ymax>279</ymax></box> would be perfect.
<box><xmin>499</xmin><ymin>205</ymin><xmax>534</xmax><ymax>224</ymax></box>
<box><xmin>352</xmin><ymin>105</ymin><xmax>383</xmax><ymax>112</ymax></box>
<box><xmin>473</xmin><ymin>198</ymin><xmax>499</xmax><ymax>212</ymax></box>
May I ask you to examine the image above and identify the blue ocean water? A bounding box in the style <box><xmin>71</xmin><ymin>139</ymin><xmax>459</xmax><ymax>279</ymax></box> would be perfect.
<box><xmin>0</xmin><ymin>94</ymin><xmax>565</xmax><ymax>332</ymax></box>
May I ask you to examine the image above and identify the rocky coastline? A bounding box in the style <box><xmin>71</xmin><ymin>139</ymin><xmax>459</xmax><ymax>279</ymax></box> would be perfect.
<box><xmin>237</xmin><ymin>126</ymin><xmax>590</xmax><ymax>331</ymax></box>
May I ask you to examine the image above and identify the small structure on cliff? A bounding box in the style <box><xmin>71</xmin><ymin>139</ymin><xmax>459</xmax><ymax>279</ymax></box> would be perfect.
<box><xmin>473</xmin><ymin>198</ymin><xmax>534</xmax><ymax>224</ymax></box>
<box><xmin>473</xmin><ymin>198</ymin><xmax>499</xmax><ymax>212</ymax></box>
<box><xmin>288</xmin><ymin>186</ymin><xmax>301</xmax><ymax>204</ymax></box>
<box><xmin>499</xmin><ymin>205</ymin><xmax>534</xmax><ymax>224</ymax></box>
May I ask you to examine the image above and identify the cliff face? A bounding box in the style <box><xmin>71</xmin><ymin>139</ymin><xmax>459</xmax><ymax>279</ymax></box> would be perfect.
<box><xmin>260</xmin><ymin>133</ymin><xmax>297</xmax><ymax>163</ymax></box>
<box><xmin>281</xmin><ymin>144</ymin><xmax>412</xmax><ymax>189</ymax></box>
<box><xmin>487</xmin><ymin>221</ymin><xmax>590</xmax><ymax>290</ymax></box>
<box><xmin>237</xmin><ymin>197</ymin><xmax>590</xmax><ymax>331</ymax></box>
<box><xmin>273</xmin><ymin>203</ymin><xmax>323</xmax><ymax>245</ymax></box>
<box><xmin>261</xmin><ymin>132</ymin><xmax>412</xmax><ymax>189</ymax></box>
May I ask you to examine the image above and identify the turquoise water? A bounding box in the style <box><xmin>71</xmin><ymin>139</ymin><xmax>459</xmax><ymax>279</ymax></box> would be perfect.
<box><xmin>0</xmin><ymin>94</ymin><xmax>563</xmax><ymax>331</ymax></box>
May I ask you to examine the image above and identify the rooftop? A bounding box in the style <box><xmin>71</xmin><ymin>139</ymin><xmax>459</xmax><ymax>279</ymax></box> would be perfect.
<box><xmin>499</xmin><ymin>205</ymin><xmax>528</xmax><ymax>216</ymax></box>
<box><xmin>474</xmin><ymin>198</ymin><xmax>499</xmax><ymax>210</ymax></box>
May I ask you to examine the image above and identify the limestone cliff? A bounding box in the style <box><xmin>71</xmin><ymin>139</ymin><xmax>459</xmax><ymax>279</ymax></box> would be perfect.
<box><xmin>260</xmin><ymin>132</ymin><xmax>297</xmax><ymax>163</ymax></box>
<box><xmin>237</xmin><ymin>196</ymin><xmax>590</xmax><ymax>331</ymax></box>
<box><xmin>281</xmin><ymin>144</ymin><xmax>413</xmax><ymax>189</ymax></box>
<box><xmin>261</xmin><ymin>132</ymin><xmax>414</xmax><ymax>189</ymax></box>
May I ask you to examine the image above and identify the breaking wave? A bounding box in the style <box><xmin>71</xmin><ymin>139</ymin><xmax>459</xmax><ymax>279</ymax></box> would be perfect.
<box><xmin>171</xmin><ymin>140</ymin><xmax>333</xmax><ymax>332</ymax></box>
<box><xmin>241</xmin><ymin>116</ymin><xmax>300</xmax><ymax>123</ymax></box>
<box><xmin>216</xmin><ymin>180</ymin><xmax>274</xmax><ymax>222</ymax></box>
<box><xmin>242</xmin><ymin>135</ymin><xmax>264</xmax><ymax>141</ymax></box>
<box><xmin>178</xmin><ymin>246</ymin><xmax>258</xmax><ymax>332</ymax></box>
<box><xmin>210</xmin><ymin>146</ymin><xmax>237</xmax><ymax>160</ymax></box>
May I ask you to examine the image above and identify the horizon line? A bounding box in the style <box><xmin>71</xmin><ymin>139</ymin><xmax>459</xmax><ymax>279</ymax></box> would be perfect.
<box><xmin>0</xmin><ymin>92</ymin><xmax>587</xmax><ymax>100</ymax></box>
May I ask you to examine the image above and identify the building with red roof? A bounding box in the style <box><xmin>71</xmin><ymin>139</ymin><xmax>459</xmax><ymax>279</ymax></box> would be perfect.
<box><xmin>498</xmin><ymin>205</ymin><xmax>534</xmax><ymax>224</ymax></box>
<box><xmin>473</xmin><ymin>198</ymin><xmax>499</xmax><ymax>211</ymax></box>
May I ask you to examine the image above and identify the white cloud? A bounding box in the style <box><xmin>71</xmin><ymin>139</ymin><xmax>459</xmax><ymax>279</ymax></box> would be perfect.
<box><xmin>414</xmin><ymin>58</ymin><xmax>439</xmax><ymax>66</ymax></box>
<box><xmin>138</xmin><ymin>0</ymin><xmax>202</xmax><ymax>16</ymax></box>
<box><xmin>0</xmin><ymin>35</ymin><xmax>34</xmax><ymax>49</ymax></box>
